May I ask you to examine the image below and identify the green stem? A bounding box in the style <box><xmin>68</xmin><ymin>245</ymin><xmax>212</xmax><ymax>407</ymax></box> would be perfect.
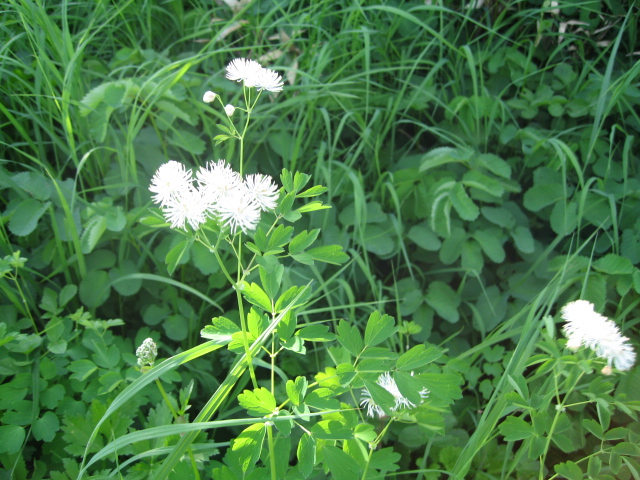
<box><xmin>200</xmin><ymin>233</ymin><xmax>235</xmax><ymax>288</ymax></box>
<box><xmin>271</xmin><ymin>329</ymin><xmax>276</xmax><ymax>395</ymax></box>
<box><xmin>239</xmin><ymin>87</ymin><xmax>249</xmax><ymax>176</ymax></box>
<box><xmin>200</xmin><ymin>231</ymin><xmax>258</xmax><ymax>389</ymax></box>
<box><xmin>196</xmin><ymin>221</ymin><xmax>258</xmax><ymax>391</ymax></box>
<box><xmin>267</xmin><ymin>424</ymin><xmax>277</xmax><ymax>480</ymax></box>
<box><xmin>361</xmin><ymin>448</ymin><xmax>374</xmax><ymax>480</ymax></box>
<box><xmin>154</xmin><ymin>379</ymin><xmax>179</xmax><ymax>419</ymax></box>
<box><xmin>361</xmin><ymin>418</ymin><xmax>395</xmax><ymax>480</ymax></box>
<box><xmin>237</xmin><ymin>85</ymin><xmax>262</xmax><ymax>176</ymax></box>
<box><xmin>235</xmin><ymin>215</ymin><xmax>283</xmax><ymax>282</ymax></box>
<box><xmin>415</xmin><ymin>438</ymin><xmax>433</xmax><ymax>480</ymax></box>
<box><xmin>187</xmin><ymin>449</ymin><xmax>201</xmax><ymax>480</ymax></box>
<box><xmin>236</xmin><ymin>234</ymin><xmax>258</xmax><ymax>389</ymax></box>
<box><xmin>225</xmin><ymin>84</ymin><xmax>261</xmax><ymax>388</ymax></box>
<box><xmin>538</xmin><ymin>369</ymin><xmax>585</xmax><ymax>480</ymax></box>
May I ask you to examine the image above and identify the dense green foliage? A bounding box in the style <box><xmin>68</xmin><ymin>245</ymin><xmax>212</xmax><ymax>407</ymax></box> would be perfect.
<box><xmin>1</xmin><ymin>0</ymin><xmax>639</xmax><ymax>479</ymax></box>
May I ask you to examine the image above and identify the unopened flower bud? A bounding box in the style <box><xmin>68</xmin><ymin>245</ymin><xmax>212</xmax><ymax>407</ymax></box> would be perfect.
<box><xmin>203</xmin><ymin>91</ymin><xmax>216</xmax><ymax>103</ymax></box>
<box><xmin>224</xmin><ymin>104</ymin><xmax>236</xmax><ymax>116</ymax></box>
<box><xmin>136</xmin><ymin>338</ymin><xmax>158</xmax><ymax>367</ymax></box>
<box><xmin>601</xmin><ymin>365</ymin><xmax>613</xmax><ymax>376</ymax></box>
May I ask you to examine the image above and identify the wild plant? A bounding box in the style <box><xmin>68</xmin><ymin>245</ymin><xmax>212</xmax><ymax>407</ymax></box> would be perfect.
<box><xmin>78</xmin><ymin>58</ymin><xmax>461</xmax><ymax>480</ymax></box>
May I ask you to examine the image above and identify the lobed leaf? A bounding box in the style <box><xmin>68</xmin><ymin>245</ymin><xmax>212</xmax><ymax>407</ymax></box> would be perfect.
<box><xmin>267</xmin><ymin>224</ymin><xmax>293</xmax><ymax>249</ymax></box>
<box><xmin>238</xmin><ymin>281</ymin><xmax>272</xmax><ymax>312</ymax></box>
<box><xmin>322</xmin><ymin>445</ymin><xmax>362</xmax><ymax>480</ymax></box>
<box><xmin>228</xmin><ymin>423</ymin><xmax>266</xmax><ymax>473</ymax></box>
<box><xmin>297</xmin><ymin>434</ymin><xmax>316</xmax><ymax>478</ymax></box>
<box><xmin>370</xmin><ymin>447</ymin><xmax>401</xmax><ymax>473</ymax></box>
<box><xmin>336</xmin><ymin>320</ymin><xmax>364</xmax><ymax>357</ymax></box>
<box><xmin>364</xmin><ymin>311</ymin><xmax>396</xmax><ymax>348</ymax></box>
<box><xmin>396</xmin><ymin>344</ymin><xmax>441</xmax><ymax>371</ymax></box>
<box><xmin>499</xmin><ymin>416</ymin><xmax>533</xmax><ymax>441</ymax></box>
<box><xmin>553</xmin><ymin>461</ymin><xmax>582</xmax><ymax>480</ymax></box>
<box><xmin>288</xmin><ymin>229</ymin><xmax>320</xmax><ymax>255</ymax></box>
<box><xmin>238</xmin><ymin>387</ymin><xmax>277</xmax><ymax>416</ymax></box>
<box><xmin>296</xmin><ymin>201</ymin><xmax>331</xmax><ymax>213</ymax></box>
<box><xmin>297</xmin><ymin>185</ymin><xmax>329</xmax><ymax>197</ymax></box>
<box><xmin>286</xmin><ymin>376</ymin><xmax>308</xmax><ymax>406</ymax></box>
<box><xmin>296</xmin><ymin>324</ymin><xmax>335</xmax><ymax>342</ymax></box>
<box><xmin>256</xmin><ymin>256</ymin><xmax>283</xmax><ymax>300</ymax></box>
<box><xmin>310</xmin><ymin>420</ymin><xmax>353</xmax><ymax>440</ymax></box>
<box><xmin>200</xmin><ymin>317</ymin><xmax>240</xmax><ymax>343</ymax></box>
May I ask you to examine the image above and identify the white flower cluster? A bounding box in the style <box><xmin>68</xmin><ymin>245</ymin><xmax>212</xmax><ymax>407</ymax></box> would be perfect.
<box><xmin>149</xmin><ymin>160</ymin><xmax>279</xmax><ymax>234</ymax></box>
<box><xmin>225</xmin><ymin>58</ymin><xmax>284</xmax><ymax>92</ymax></box>
<box><xmin>202</xmin><ymin>58</ymin><xmax>283</xmax><ymax>118</ymax></box>
<box><xmin>360</xmin><ymin>372</ymin><xmax>429</xmax><ymax>418</ymax></box>
<box><xmin>561</xmin><ymin>300</ymin><xmax>636</xmax><ymax>372</ymax></box>
<box><xmin>136</xmin><ymin>337</ymin><xmax>158</xmax><ymax>367</ymax></box>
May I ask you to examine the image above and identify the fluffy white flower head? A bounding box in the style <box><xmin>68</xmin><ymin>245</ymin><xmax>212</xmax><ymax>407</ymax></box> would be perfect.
<box><xmin>163</xmin><ymin>188</ymin><xmax>208</xmax><ymax>231</ymax></box>
<box><xmin>561</xmin><ymin>300</ymin><xmax>636</xmax><ymax>371</ymax></box>
<box><xmin>255</xmin><ymin>67</ymin><xmax>284</xmax><ymax>93</ymax></box>
<box><xmin>149</xmin><ymin>161</ymin><xmax>192</xmax><ymax>207</ymax></box>
<box><xmin>226</xmin><ymin>58</ymin><xmax>264</xmax><ymax>87</ymax></box>
<box><xmin>243</xmin><ymin>174</ymin><xmax>279</xmax><ymax>211</ymax></box>
<box><xmin>224</xmin><ymin>104</ymin><xmax>236</xmax><ymax>116</ymax></box>
<box><xmin>360</xmin><ymin>372</ymin><xmax>429</xmax><ymax>418</ymax></box>
<box><xmin>217</xmin><ymin>191</ymin><xmax>261</xmax><ymax>234</ymax></box>
<box><xmin>203</xmin><ymin>91</ymin><xmax>216</xmax><ymax>103</ymax></box>
<box><xmin>225</xmin><ymin>58</ymin><xmax>284</xmax><ymax>92</ymax></box>
<box><xmin>149</xmin><ymin>160</ymin><xmax>279</xmax><ymax>234</ymax></box>
<box><xmin>196</xmin><ymin>160</ymin><xmax>242</xmax><ymax>206</ymax></box>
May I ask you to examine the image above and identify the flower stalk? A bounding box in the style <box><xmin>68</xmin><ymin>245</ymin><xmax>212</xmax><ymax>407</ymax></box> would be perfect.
<box><xmin>146</xmin><ymin>57</ymin><xmax>286</xmax><ymax>441</ymax></box>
